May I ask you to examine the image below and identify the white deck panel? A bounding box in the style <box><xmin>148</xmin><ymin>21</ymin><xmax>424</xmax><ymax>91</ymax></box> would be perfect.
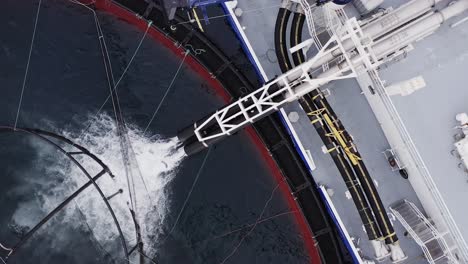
<box><xmin>378</xmin><ymin>20</ymin><xmax>468</xmax><ymax>248</ymax></box>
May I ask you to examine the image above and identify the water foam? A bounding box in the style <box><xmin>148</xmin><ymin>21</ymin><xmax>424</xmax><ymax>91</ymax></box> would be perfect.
<box><xmin>10</xmin><ymin>113</ymin><xmax>185</xmax><ymax>260</ymax></box>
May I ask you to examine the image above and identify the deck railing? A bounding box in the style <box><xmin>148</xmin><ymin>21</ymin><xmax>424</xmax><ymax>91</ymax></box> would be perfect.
<box><xmin>369</xmin><ymin>70</ymin><xmax>468</xmax><ymax>262</ymax></box>
<box><xmin>390</xmin><ymin>199</ymin><xmax>456</xmax><ymax>263</ymax></box>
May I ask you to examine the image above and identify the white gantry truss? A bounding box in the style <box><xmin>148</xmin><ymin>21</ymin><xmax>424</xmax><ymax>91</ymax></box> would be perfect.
<box><xmin>193</xmin><ymin>18</ymin><xmax>380</xmax><ymax>146</ymax></box>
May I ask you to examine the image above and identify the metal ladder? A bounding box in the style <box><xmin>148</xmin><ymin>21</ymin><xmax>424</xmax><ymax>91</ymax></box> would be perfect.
<box><xmin>300</xmin><ymin>0</ymin><xmax>323</xmax><ymax>50</ymax></box>
<box><xmin>390</xmin><ymin>200</ymin><xmax>457</xmax><ymax>263</ymax></box>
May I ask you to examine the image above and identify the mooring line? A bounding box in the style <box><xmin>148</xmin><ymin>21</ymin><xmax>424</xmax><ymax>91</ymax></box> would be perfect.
<box><xmin>164</xmin><ymin>147</ymin><xmax>211</xmax><ymax>239</ymax></box>
<box><xmin>68</xmin><ymin>2</ymin><xmax>152</xmax><ymax>258</ymax></box>
<box><xmin>197</xmin><ymin>210</ymin><xmax>298</xmax><ymax>244</ymax></box>
<box><xmin>74</xmin><ymin>2</ymin><xmax>152</xmax><ymax>137</ymax></box>
<box><xmin>220</xmin><ymin>184</ymin><xmax>280</xmax><ymax>264</ymax></box>
<box><xmin>143</xmin><ymin>50</ymin><xmax>190</xmax><ymax>134</ymax></box>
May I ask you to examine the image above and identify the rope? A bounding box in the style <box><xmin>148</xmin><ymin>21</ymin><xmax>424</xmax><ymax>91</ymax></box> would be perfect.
<box><xmin>14</xmin><ymin>0</ymin><xmax>42</xmax><ymax>130</ymax></box>
<box><xmin>71</xmin><ymin>0</ymin><xmax>141</xmax><ymax>220</ymax></box>
<box><xmin>126</xmin><ymin>142</ymin><xmax>155</xmax><ymax>205</ymax></box>
<box><xmin>66</xmin><ymin>1</ymin><xmax>116</xmax><ymax>119</ymax></box>
<box><xmin>115</xmin><ymin>22</ymin><xmax>152</xmax><ymax>91</ymax></box>
<box><xmin>70</xmin><ymin>1</ymin><xmax>155</xmax><ymax>219</ymax></box>
<box><xmin>72</xmin><ymin>0</ymin><xmax>139</xmax><ymax>215</ymax></box>
<box><xmin>164</xmin><ymin>147</ymin><xmax>211</xmax><ymax>239</ymax></box>
<box><xmin>69</xmin><ymin>0</ymin><xmax>167</xmax><ymax>220</ymax></box>
<box><xmin>220</xmin><ymin>184</ymin><xmax>279</xmax><ymax>264</ymax></box>
<box><xmin>143</xmin><ymin>50</ymin><xmax>190</xmax><ymax>134</ymax></box>
<box><xmin>73</xmin><ymin>200</ymin><xmax>116</xmax><ymax>259</ymax></box>
<box><xmin>68</xmin><ymin>0</ymin><xmax>149</xmax><ymax>254</ymax></box>
<box><xmin>197</xmin><ymin>210</ymin><xmax>298</xmax><ymax>244</ymax></box>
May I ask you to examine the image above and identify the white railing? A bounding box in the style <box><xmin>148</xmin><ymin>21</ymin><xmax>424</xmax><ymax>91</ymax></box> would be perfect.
<box><xmin>300</xmin><ymin>0</ymin><xmax>322</xmax><ymax>49</ymax></box>
<box><xmin>392</xmin><ymin>209</ymin><xmax>435</xmax><ymax>262</ymax></box>
<box><xmin>298</xmin><ymin>1</ymin><xmax>344</xmax><ymax>72</ymax></box>
<box><xmin>390</xmin><ymin>200</ymin><xmax>457</xmax><ymax>263</ymax></box>
<box><xmin>369</xmin><ymin>70</ymin><xmax>468</xmax><ymax>262</ymax></box>
<box><xmin>407</xmin><ymin>201</ymin><xmax>455</xmax><ymax>262</ymax></box>
<box><xmin>391</xmin><ymin>206</ymin><xmax>438</xmax><ymax>262</ymax></box>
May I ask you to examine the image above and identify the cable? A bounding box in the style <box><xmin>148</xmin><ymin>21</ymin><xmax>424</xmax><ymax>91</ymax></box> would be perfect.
<box><xmin>73</xmin><ymin>200</ymin><xmax>117</xmax><ymax>263</ymax></box>
<box><xmin>69</xmin><ymin>0</ymin><xmax>152</xmax><ymax>252</ymax></box>
<box><xmin>219</xmin><ymin>184</ymin><xmax>279</xmax><ymax>264</ymax></box>
<box><xmin>143</xmin><ymin>50</ymin><xmax>190</xmax><ymax>134</ymax></box>
<box><xmin>66</xmin><ymin>0</ymin><xmax>117</xmax><ymax>130</ymax></box>
<box><xmin>164</xmin><ymin>147</ymin><xmax>211</xmax><ymax>239</ymax></box>
<box><xmin>14</xmin><ymin>0</ymin><xmax>42</xmax><ymax>130</ymax></box>
<box><xmin>197</xmin><ymin>210</ymin><xmax>298</xmax><ymax>244</ymax></box>
<box><xmin>80</xmin><ymin>21</ymin><xmax>152</xmax><ymax>137</ymax></box>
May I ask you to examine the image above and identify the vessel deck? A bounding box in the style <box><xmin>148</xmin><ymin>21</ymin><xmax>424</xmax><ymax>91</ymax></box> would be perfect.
<box><xmin>379</xmin><ymin>20</ymin><xmax>468</xmax><ymax>244</ymax></box>
<box><xmin>232</xmin><ymin>0</ymin><xmax>446</xmax><ymax>262</ymax></box>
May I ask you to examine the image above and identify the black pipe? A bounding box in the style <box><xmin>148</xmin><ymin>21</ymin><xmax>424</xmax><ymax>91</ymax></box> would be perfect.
<box><xmin>177</xmin><ymin>108</ymin><xmax>224</xmax><ymax>143</ymax></box>
<box><xmin>289</xmin><ymin>12</ymin><xmax>384</xmax><ymax>242</ymax></box>
<box><xmin>354</xmin><ymin>159</ymin><xmax>398</xmax><ymax>244</ymax></box>
<box><xmin>276</xmin><ymin>8</ymin><xmax>350</xmax><ymax>263</ymax></box>
<box><xmin>275</xmin><ymin>8</ymin><xmax>293</xmax><ymax>72</ymax></box>
<box><xmin>183</xmin><ymin>140</ymin><xmax>206</xmax><ymax>156</ymax></box>
<box><xmin>290</xmin><ymin>13</ymin><xmax>306</xmax><ymax>66</ymax></box>
<box><xmin>289</xmin><ymin>8</ymin><xmax>399</xmax><ymax>244</ymax></box>
<box><xmin>180</xmin><ymin>89</ymin><xmax>285</xmax><ymax>155</ymax></box>
<box><xmin>311</xmin><ymin>94</ymin><xmax>398</xmax><ymax>244</ymax></box>
<box><xmin>177</xmin><ymin>123</ymin><xmax>195</xmax><ymax>143</ymax></box>
<box><xmin>303</xmin><ymin>97</ymin><xmax>382</xmax><ymax>241</ymax></box>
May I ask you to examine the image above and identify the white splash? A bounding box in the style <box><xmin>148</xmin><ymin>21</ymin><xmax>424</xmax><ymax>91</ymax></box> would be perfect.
<box><xmin>10</xmin><ymin>113</ymin><xmax>186</xmax><ymax>259</ymax></box>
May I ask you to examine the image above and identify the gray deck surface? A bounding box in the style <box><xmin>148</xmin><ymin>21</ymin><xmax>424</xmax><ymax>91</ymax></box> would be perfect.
<box><xmin>379</xmin><ymin>20</ymin><xmax>468</xmax><ymax>244</ymax></box>
<box><xmin>233</xmin><ymin>0</ymin><xmax>283</xmax><ymax>79</ymax></box>
<box><xmin>232</xmin><ymin>0</ymin><xmax>438</xmax><ymax>262</ymax></box>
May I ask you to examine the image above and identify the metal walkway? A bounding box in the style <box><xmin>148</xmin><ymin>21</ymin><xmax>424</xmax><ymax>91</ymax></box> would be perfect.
<box><xmin>390</xmin><ymin>200</ymin><xmax>456</xmax><ymax>264</ymax></box>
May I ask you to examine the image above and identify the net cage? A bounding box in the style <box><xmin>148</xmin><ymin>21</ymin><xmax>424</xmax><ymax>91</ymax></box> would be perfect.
<box><xmin>0</xmin><ymin>127</ymin><xmax>149</xmax><ymax>264</ymax></box>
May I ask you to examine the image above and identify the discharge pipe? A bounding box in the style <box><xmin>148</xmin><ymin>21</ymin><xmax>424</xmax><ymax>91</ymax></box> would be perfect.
<box><xmin>179</xmin><ymin>0</ymin><xmax>468</xmax><ymax>155</ymax></box>
<box><xmin>308</xmin><ymin>0</ymin><xmax>445</xmax><ymax>69</ymax></box>
<box><xmin>320</xmin><ymin>0</ymin><xmax>468</xmax><ymax>79</ymax></box>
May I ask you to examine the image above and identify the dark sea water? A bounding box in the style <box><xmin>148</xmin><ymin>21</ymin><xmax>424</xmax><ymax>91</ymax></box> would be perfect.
<box><xmin>0</xmin><ymin>1</ymin><xmax>309</xmax><ymax>263</ymax></box>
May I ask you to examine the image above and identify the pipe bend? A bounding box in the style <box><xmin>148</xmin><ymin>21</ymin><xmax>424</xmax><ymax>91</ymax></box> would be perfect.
<box><xmin>440</xmin><ymin>0</ymin><xmax>468</xmax><ymax>22</ymax></box>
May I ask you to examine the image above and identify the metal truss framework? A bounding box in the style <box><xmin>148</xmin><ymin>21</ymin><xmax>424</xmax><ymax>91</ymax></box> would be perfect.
<box><xmin>194</xmin><ymin>17</ymin><xmax>380</xmax><ymax>146</ymax></box>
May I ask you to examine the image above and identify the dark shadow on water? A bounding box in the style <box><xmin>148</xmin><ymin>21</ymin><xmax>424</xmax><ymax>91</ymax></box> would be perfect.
<box><xmin>0</xmin><ymin>1</ymin><xmax>308</xmax><ymax>263</ymax></box>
